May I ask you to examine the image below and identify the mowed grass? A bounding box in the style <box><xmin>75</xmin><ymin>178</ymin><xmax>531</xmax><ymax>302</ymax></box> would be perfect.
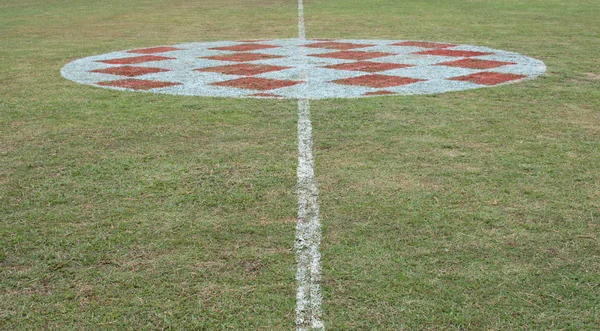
<box><xmin>1</xmin><ymin>0</ymin><xmax>599</xmax><ymax>329</ymax></box>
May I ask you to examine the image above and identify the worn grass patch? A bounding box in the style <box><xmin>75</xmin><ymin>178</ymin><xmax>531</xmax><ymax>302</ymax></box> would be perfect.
<box><xmin>1</xmin><ymin>0</ymin><xmax>599</xmax><ymax>329</ymax></box>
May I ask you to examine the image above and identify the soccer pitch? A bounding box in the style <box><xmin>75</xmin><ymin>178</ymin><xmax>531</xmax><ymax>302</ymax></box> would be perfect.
<box><xmin>1</xmin><ymin>0</ymin><xmax>598</xmax><ymax>329</ymax></box>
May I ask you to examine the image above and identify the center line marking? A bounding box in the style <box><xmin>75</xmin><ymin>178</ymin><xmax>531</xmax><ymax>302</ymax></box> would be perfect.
<box><xmin>295</xmin><ymin>0</ymin><xmax>324</xmax><ymax>330</ymax></box>
<box><xmin>295</xmin><ymin>99</ymin><xmax>324</xmax><ymax>331</ymax></box>
<box><xmin>298</xmin><ymin>0</ymin><xmax>306</xmax><ymax>39</ymax></box>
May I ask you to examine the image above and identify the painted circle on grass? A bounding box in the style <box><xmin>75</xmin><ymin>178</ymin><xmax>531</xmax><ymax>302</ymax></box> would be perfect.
<box><xmin>61</xmin><ymin>39</ymin><xmax>546</xmax><ymax>99</ymax></box>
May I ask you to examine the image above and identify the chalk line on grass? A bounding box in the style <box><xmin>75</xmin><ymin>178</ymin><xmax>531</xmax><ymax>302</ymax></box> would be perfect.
<box><xmin>298</xmin><ymin>0</ymin><xmax>306</xmax><ymax>40</ymax></box>
<box><xmin>295</xmin><ymin>0</ymin><xmax>324</xmax><ymax>330</ymax></box>
<box><xmin>295</xmin><ymin>99</ymin><xmax>324</xmax><ymax>331</ymax></box>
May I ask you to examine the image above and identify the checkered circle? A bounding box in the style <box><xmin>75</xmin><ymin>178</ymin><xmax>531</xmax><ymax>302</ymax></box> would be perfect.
<box><xmin>61</xmin><ymin>39</ymin><xmax>546</xmax><ymax>99</ymax></box>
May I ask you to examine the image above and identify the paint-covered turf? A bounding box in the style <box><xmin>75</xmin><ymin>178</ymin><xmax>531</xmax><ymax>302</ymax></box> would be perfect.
<box><xmin>61</xmin><ymin>39</ymin><xmax>545</xmax><ymax>99</ymax></box>
<box><xmin>1</xmin><ymin>0</ymin><xmax>599</xmax><ymax>329</ymax></box>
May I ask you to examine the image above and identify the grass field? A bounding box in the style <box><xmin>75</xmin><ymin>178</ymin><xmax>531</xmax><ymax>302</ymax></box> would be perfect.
<box><xmin>1</xmin><ymin>0</ymin><xmax>599</xmax><ymax>329</ymax></box>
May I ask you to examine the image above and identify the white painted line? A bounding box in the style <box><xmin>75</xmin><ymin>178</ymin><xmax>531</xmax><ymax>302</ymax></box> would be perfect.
<box><xmin>295</xmin><ymin>99</ymin><xmax>324</xmax><ymax>331</ymax></box>
<box><xmin>298</xmin><ymin>0</ymin><xmax>306</xmax><ymax>40</ymax></box>
<box><xmin>295</xmin><ymin>0</ymin><xmax>324</xmax><ymax>330</ymax></box>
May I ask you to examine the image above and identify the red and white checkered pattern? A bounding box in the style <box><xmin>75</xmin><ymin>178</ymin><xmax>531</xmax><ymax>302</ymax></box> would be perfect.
<box><xmin>61</xmin><ymin>39</ymin><xmax>546</xmax><ymax>99</ymax></box>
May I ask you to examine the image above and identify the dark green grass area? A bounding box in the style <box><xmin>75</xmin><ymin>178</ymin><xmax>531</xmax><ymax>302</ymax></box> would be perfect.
<box><xmin>1</xmin><ymin>0</ymin><xmax>599</xmax><ymax>329</ymax></box>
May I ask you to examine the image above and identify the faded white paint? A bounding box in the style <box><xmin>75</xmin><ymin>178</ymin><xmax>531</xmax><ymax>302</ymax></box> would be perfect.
<box><xmin>295</xmin><ymin>99</ymin><xmax>324</xmax><ymax>331</ymax></box>
<box><xmin>297</xmin><ymin>0</ymin><xmax>306</xmax><ymax>40</ymax></box>
<box><xmin>295</xmin><ymin>1</ymin><xmax>324</xmax><ymax>330</ymax></box>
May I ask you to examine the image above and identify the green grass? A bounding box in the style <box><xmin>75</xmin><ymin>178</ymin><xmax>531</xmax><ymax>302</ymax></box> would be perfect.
<box><xmin>1</xmin><ymin>0</ymin><xmax>599</xmax><ymax>329</ymax></box>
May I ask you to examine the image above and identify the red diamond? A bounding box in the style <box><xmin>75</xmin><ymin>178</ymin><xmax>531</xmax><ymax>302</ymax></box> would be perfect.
<box><xmin>321</xmin><ymin>61</ymin><xmax>412</xmax><ymax>72</ymax></box>
<box><xmin>364</xmin><ymin>90</ymin><xmax>396</xmax><ymax>96</ymax></box>
<box><xmin>211</xmin><ymin>77</ymin><xmax>301</xmax><ymax>90</ymax></box>
<box><xmin>209</xmin><ymin>43</ymin><xmax>279</xmax><ymax>52</ymax></box>
<box><xmin>127</xmin><ymin>47</ymin><xmax>181</xmax><ymax>54</ymax></box>
<box><xmin>196</xmin><ymin>63</ymin><xmax>290</xmax><ymax>76</ymax></box>
<box><xmin>97</xmin><ymin>79</ymin><xmax>181</xmax><ymax>90</ymax></box>
<box><xmin>304</xmin><ymin>41</ymin><xmax>374</xmax><ymax>50</ymax></box>
<box><xmin>413</xmin><ymin>49</ymin><xmax>492</xmax><ymax>57</ymax></box>
<box><xmin>333</xmin><ymin>74</ymin><xmax>424</xmax><ymax>88</ymax></box>
<box><xmin>311</xmin><ymin>51</ymin><xmax>393</xmax><ymax>61</ymax></box>
<box><xmin>449</xmin><ymin>72</ymin><xmax>527</xmax><ymax>85</ymax></box>
<box><xmin>392</xmin><ymin>41</ymin><xmax>456</xmax><ymax>48</ymax></box>
<box><xmin>202</xmin><ymin>53</ymin><xmax>283</xmax><ymax>62</ymax></box>
<box><xmin>98</xmin><ymin>55</ymin><xmax>174</xmax><ymax>65</ymax></box>
<box><xmin>90</xmin><ymin>66</ymin><xmax>169</xmax><ymax>77</ymax></box>
<box><xmin>435</xmin><ymin>58</ymin><xmax>516</xmax><ymax>69</ymax></box>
